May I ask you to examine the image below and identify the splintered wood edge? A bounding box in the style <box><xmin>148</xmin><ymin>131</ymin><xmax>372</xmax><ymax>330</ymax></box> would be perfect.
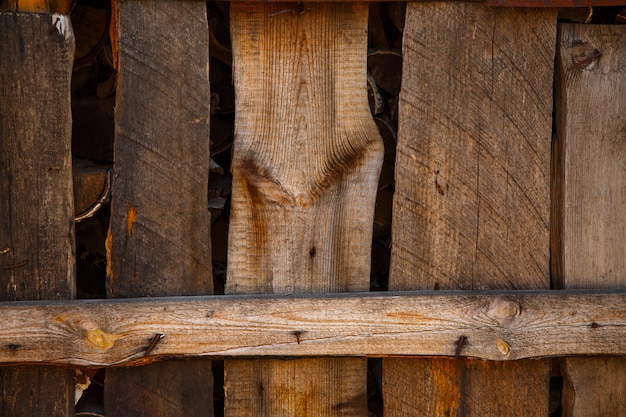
<box><xmin>1</xmin><ymin>290</ymin><xmax>625</xmax><ymax>367</ymax></box>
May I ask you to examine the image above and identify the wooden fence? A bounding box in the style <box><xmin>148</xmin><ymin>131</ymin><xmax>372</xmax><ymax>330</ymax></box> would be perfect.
<box><xmin>1</xmin><ymin>0</ymin><xmax>625</xmax><ymax>416</ymax></box>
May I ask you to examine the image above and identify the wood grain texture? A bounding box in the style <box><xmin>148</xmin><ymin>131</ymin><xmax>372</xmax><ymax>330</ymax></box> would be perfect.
<box><xmin>384</xmin><ymin>358</ymin><xmax>549</xmax><ymax>416</ymax></box>
<box><xmin>1</xmin><ymin>290</ymin><xmax>625</xmax><ymax>365</ymax></box>
<box><xmin>104</xmin><ymin>1</ymin><xmax>213</xmax><ymax>416</ymax></box>
<box><xmin>555</xmin><ymin>24</ymin><xmax>626</xmax><ymax>417</ymax></box>
<box><xmin>0</xmin><ymin>0</ymin><xmax>71</xmax><ymax>13</ymax></box>
<box><xmin>225</xmin><ymin>4</ymin><xmax>382</xmax><ymax>414</ymax></box>
<box><xmin>385</xmin><ymin>3</ymin><xmax>556</xmax><ymax>416</ymax></box>
<box><xmin>0</xmin><ymin>13</ymin><xmax>75</xmax><ymax>416</ymax></box>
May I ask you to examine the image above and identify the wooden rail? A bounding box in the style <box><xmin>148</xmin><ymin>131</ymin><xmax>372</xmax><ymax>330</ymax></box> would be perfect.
<box><xmin>1</xmin><ymin>290</ymin><xmax>625</xmax><ymax>367</ymax></box>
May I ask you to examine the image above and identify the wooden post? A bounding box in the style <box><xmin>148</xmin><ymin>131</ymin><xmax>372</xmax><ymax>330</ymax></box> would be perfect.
<box><xmin>554</xmin><ymin>23</ymin><xmax>626</xmax><ymax>417</ymax></box>
<box><xmin>103</xmin><ymin>0</ymin><xmax>214</xmax><ymax>415</ymax></box>
<box><xmin>384</xmin><ymin>3</ymin><xmax>556</xmax><ymax>416</ymax></box>
<box><xmin>225</xmin><ymin>3</ymin><xmax>383</xmax><ymax>415</ymax></box>
<box><xmin>0</xmin><ymin>13</ymin><xmax>75</xmax><ymax>416</ymax></box>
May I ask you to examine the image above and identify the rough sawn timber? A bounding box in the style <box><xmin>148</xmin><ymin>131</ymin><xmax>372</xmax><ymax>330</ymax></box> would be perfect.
<box><xmin>385</xmin><ymin>3</ymin><xmax>557</xmax><ymax>416</ymax></box>
<box><xmin>226</xmin><ymin>3</ymin><xmax>383</xmax><ymax>415</ymax></box>
<box><xmin>1</xmin><ymin>291</ymin><xmax>626</xmax><ymax>366</ymax></box>
<box><xmin>554</xmin><ymin>23</ymin><xmax>626</xmax><ymax>417</ymax></box>
<box><xmin>0</xmin><ymin>13</ymin><xmax>75</xmax><ymax>416</ymax></box>
<box><xmin>104</xmin><ymin>0</ymin><xmax>214</xmax><ymax>416</ymax></box>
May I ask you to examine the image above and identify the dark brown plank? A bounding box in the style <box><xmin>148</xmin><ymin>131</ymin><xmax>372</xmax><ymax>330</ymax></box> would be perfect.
<box><xmin>224</xmin><ymin>3</ymin><xmax>382</xmax><ymax>415</ymax></box>
<box><xmin>103</xmin><ymin>0</ymin><xmax>213</xmax><ymax>415</ymax></box>
<box><xmin>385</xmin><ymin>3</ymin><xmax>556</xmax><ymax>416</ymax></box>
<box><xmin>0</xmin><ymin>12</ymin><xmax>75</xmax><ymax>417</ymax></box>
<box><xmin>555</xmin><ymin>23</ymin><xmax>626</xmax><ymax>417</ymax></box>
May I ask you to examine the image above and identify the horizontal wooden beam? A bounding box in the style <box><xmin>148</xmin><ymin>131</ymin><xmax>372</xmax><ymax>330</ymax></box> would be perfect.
<box><xmin>1</xmin><ymin>290</ymin><xmax>625</xmax><ymax>367</ymax></box>
<box><xmin>224</xmin><ymin>0</ymin><xmax>626</xmax><ymax>6</ymax></box>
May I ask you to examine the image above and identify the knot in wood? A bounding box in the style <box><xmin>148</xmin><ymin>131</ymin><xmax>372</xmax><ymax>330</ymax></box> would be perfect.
<box><xmin>86</xmin><ymin>329</ymin><xmax>118</xmax><ymax>349</ymax></box>
<box><xmin>496</xmin><ymin>338</ymin><xmax>511</xmax><ymax>356</ymax></box>
<box><xmin>487</xmin><ymin>299</ymin><xmax>520</xmax><ymax>321</ymax></box>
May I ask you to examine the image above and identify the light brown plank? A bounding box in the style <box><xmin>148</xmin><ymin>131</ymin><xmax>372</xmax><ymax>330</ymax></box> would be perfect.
<box><xmin>554</xmin><ymin>23</ymin><xmax>626</xmax><ymax>417</ymax></box>
<box><xmin>103</xmin><ymin>0</ymin><xmax>213</xmax><ymax>415</ymax></box>
<box><xmin>385</xmin><ymin>3</ymin><xmax>556</xmax><ymax>416</ymax></box>
<box><xmin>0</xmin><ymin>291</ymin><xmax>625</xmax><ymax>366</ymax></box>
<box><xmin>225</xmin><ymin>3</ymin><xmax>383</xmax><ymax>415</ymax></box>
<box><xmin>0</xmin><ymin>12</ymin><xmax>75</xmax><ymax>416</ymax></box>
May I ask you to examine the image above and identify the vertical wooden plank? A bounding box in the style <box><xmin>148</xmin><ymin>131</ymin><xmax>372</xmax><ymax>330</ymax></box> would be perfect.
<box><xmin>225</xmin><ymin>3</ymin><xmax>382</xmax><ymax>415</ymax></box>
<box><xmin>554</xmin><ymin>23</ymin><xmax>626</xmax><ymax>417</ymax></box>
<box><xmin>384</xmin><ymin>3</ymin><xmax>556</xmax><ymax>416</ymax></box>
<box><xmin>103</xmin><ymin>0</ymin><xmax>213</xmax><ymax>416</ymax></box>
<box><xmin>0</xmin><ymin>13</ymin><xmax>75</xmax><ymax>417</ymax></box>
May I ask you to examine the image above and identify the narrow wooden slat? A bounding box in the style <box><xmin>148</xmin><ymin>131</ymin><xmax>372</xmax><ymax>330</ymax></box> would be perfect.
<box><xmin>0</xmin><ymin>291</ymin><xmax>626</xmax><ymax>366</ymax></box>
<box><xmin>225</xmin><ymin>4</ymin><xmax>383</xmax><ymax>414</ymax></box>
<box><xmin>555</xmin><ymin>23</ymin><xmax>626</xmax><ymax>417</ymax></box>
<box><xmin>103</xmin><ymin>0</ymin><xmax>213</xmax><ymax>415</ymax></box>
<box><xmin>4</xmin><ymin>0</ymin><xmax>622</xmax><ymax>10</ymax></box>
<box><xmin>385</xmin><ymin>3</ymin><xmax>556</xmax><ymax>416</ymax></box>
<box><xmin>0</xmin><ymin>13</ymin><xmax>75</xmax><ymax>416</ymax></box>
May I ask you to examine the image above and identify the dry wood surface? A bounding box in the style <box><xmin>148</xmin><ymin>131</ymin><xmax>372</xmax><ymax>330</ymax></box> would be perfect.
<box><xmin>225</xmin><ymin>3</ymin><xmax>383</xmax><ymax>416</ymax></box>
<box><xmin>554</xmin><ymin>23</ymin><xmax>626</xmax><ymax>417</ymax></box>
<box><xmin>0</xmin><ymin>13</ymin><xmax>76</xmax><ymax>416</ymax></box>
<box><xmin>0</xmin><ymin>291</ymin><xmax>625</xmax><ymax>366</ymax></box>
<box><xmin>103</xmin><ymin>0</ymin><xmax>213</xmax><ymax>415</ymax></box>
<box><xmin>385</xmin><ymin>3</ymin><xmax>557</xmax><ymax>416</ymax></box>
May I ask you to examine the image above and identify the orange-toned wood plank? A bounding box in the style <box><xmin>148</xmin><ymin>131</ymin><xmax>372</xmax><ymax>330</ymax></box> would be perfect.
<box><xmin>0</xmin><ymin>0</ymin><xmax>71</xmax><ymax>14</ymax></box>
<box><xmin>224</xmin><ymin>3</ymin><xmax>382</xmax><ymax>415</ymax></box>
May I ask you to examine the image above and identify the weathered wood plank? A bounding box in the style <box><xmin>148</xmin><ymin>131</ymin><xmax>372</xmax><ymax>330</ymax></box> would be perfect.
<box><xmin>385</xmin><ymin>3</ymin><xmax>556</xmax><ymax>416</ymax></box>
<box><xmin>0</xmin><ymin>12</ymin><xmax>75</xmax><ymax>416</ymax></box>
<box><xmin>4</xmin><ymin>0</ymin><xmax>622</xmax><ymax>9</ymax></box>
<box><xmin>555</xmin><ymin>23</ymin><xmax>626</xmax><ymax>417</ymax></box>
<box><xmin>0</xmin><ymin>290</ymin><xmax>625</xmax><ymax>365</ymax></box>
<box><xmin>225</xmin><ymin>3</ymin><xmax>382</xmax><ymax>416</ymax></box>
<box><xmin>0</xmin><ymin>0</ymin><xmax>71</xmax><ymax>13</ymax></box>
<box><xmin>103</xmin><ymin>0</ymin><xmax>213</xmax><ymax>415</ymax></box>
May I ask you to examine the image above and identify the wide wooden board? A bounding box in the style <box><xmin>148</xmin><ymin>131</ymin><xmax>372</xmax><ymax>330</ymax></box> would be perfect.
<box><xmin>104</xmin><ymin>0</ymin><xmax>213</xmax><ymax>415</ymax></box>
<box><xmin>226</xmin><ymin>3</ymin><xmax>383</xmax><ymax>415</ymax></box>
<box><xmin>554</xmin><ymin>23</ymin><xmax>626</xmax><ymax>417</ymax></box>
<box><xmin>385</xmin><ymin>3</ymin><xmax>556</xmax><ymax>416</ymax></box>
<box><xmin>0</xmin><ymin>12</ymin><xmax>75</xmax><ymax>416</ymax></box>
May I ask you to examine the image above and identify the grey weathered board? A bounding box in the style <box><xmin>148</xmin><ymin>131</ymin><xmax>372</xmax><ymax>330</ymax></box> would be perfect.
<box><xmin>0</xmin><ymin>13</ymin><xmax>76</xmax><ymax>416</ymax></box>
<box><xmin>103</xmin><ymin>0</ymin><xmax>214</xmax><ymax>416</ymax></box>
<box><xmin>554</xmin><ymin>23</ymin><xmax>626</xmax><ymax>417</ymax></box>
<box><xmin>385</xmin><ymin>3</ymin><xmax>556</xmax><ymax>416</ymax></box>
<box><xmin>225</xmin><ymin>2</ymin><xmax>382</xmax><ymax>415</ymax></box>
